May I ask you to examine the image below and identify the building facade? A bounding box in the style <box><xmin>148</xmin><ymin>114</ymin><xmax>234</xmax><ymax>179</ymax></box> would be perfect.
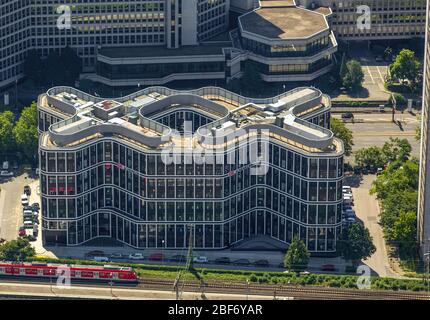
<box><xmin>0</xmin><ymin>0</ymin><xmax>230</xmax><ymax>88</ymax></box>
<box><xmin>37</xmin><ymin>86</ymin><xmax>344</xmax><ymax>253</ymax></box>
<box><xmin>418</xmin><ymin>0</ymin><xmax>430</xmax><ymax>255</ymax></box>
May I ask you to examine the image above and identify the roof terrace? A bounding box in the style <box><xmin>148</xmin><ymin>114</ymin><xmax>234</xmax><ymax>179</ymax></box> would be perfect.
<box><xmin>38</xmin><ymin>85</ymin><xmax>341</xmax><ymax>155</ymax></box>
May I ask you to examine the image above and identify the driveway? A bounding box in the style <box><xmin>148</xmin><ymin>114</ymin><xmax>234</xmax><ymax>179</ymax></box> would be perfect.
<box><xmin>0</xmin><ymin>172</ymin><xmax>38</xmax><ymax>241</ymax></box>
<box><xmin>346</xmin><ymin>174</ymin><xmax>401</xmax><ymax>278</ymax></box>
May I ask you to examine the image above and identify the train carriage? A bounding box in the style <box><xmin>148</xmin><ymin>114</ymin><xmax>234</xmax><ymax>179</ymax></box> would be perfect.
<box><xmin>0</xmin><ymin>262</ymin><xmax>138</xmax><ymax>284</ymax></box>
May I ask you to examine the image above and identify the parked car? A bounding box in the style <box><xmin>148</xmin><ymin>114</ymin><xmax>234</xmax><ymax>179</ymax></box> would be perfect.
<box><xmin>353</xmin><ymin>166</ymin><xmax>362</xmax><ymax>175</ymax></box>
<box><xmin>214</xmin><ymin>257</ymin><xmax>231</xmax><ymax>265</ymax></box>
<box><xmin>341</xmin><ymin>112</ymin><xmax>354</xmax><ymax>120</ymax></box>
<box><xmin>2</xmin><ymin>161</ymin><xmax>9</xmax><ymax>170</ymax></box>
<box><xmin>129</xmin><ymin>253</ymin><xmax>144</xmax><ymax>260</ymax></box>
<box><xmin>21</xmin><ymin>194</ymin><xmax>29</xmax><ymax>206</ymax></box>
<box><xmin>85</xmin><ymin>250</ymin><xmax>105</xmax><ymax>258</ymax></box>
<box><xmin>23</xmin><ymin>185</ymin><xmax>31</xmax><ymax>196</ymax></box>
<box><xmin>93</xmin><ymin>256</ymin><xmax>110</xmax><ymax>262</ymax></box>
<box><xmin>31</xmin><ymin>203</ymin><xmax>40</xmax><ymax>212</ymax></box>
<box><xmin>193</xmin><ymin>256</ymin><xmax>209</xmax><ymax>264</ymax></box>
<box><xmin>32</xmin><ymin>225</ymin><xmax>38</xmax><ymax>237</ymax></box>
<box><xmin>170</xmin><ymin>254</ymin><xmax>187</xmax><ymax>262</ymax></box>
<box><xmin>149</xmin><ymin>253</ymin><xmax>165</xmax><ymax>261</ymax></box>
<box><xmin>27</xmin><ymin>234</ymin><xmax>37</xmax><ymax>242</ymax></box>
<box><xmin>0</xmin><ymin>170</ymin><xmax>13</xmax><ymax>177</ymax></box>
<box><xmin>254</xmin><ymin>259</ymin><xmax>270</xmax><ymax>267</ymax></box>
<box><xmin>376</xmin><ymin>168</ymin><xmax>384</xmax><ymax>175</ymax></box>
<box><xmin>18</xmin><ymin>227</ymin><xmax>26</xmax><ymax>237</ymax></box>
<box><xmin>361</xmin><ymin>167</ymin><xmax>369</xmax><ymax>175</ymax></box>
<box><xmin>344</xmin><ymin>209</ymin><xmax>356</xmax><ymax>217</ymax></box>
<box><xmin>23</xmin><ymin>220</ymin><xmax>33</xmax><ymax>229</ymax></box>
<box><xmin>321</xmin><ymin>264</ymin><xmax>336</xmax><ymax>272</ymax></box>
<box><xmin>342</xmin><ymin>186</ymin><xmax>352</xmax><ymax>193</ymax></box>
<box><xmin>233</xmin><ymin>259</ymin><xmax>250</xmax><ymax>266</ymax></box>
<box><xmin>110</xmin><ymin>253</ymin><xmax>124</xmax><ymax>259</ymax></box>
<box><xmin>12</xmin><ymin>162</ymin><xmax>18</xmax><ymax>170</ymax></box>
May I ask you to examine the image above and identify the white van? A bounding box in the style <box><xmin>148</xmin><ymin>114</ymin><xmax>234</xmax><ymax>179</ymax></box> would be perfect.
<box><xmin>343</xmin><ymin>195</ymin><xmax>353</xmax><ymax>206</ymax></box>
<box><xmin>21</xmin><ymin>194</ymin><xmax>29</xmax><ymax>206</ymax></box>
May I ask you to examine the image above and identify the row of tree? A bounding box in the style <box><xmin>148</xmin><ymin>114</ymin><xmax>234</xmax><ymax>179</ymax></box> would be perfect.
<box><xmin>24</xmin><ymin>47</ymin><xmax>82</xmax><ymax>87</ymax></box>
<box><xmin>354</xmin><ymin>137</ymin><xmax>412</xmax><ymax>169</ymax></box>
<box><xmin>354</xmin><ymin>138</ymin><xmax>418</xmax><ymax>258</ymax></box>
<box><xmin>284</xmin><ymin>225</ymin><xmax>375</xmax><ymax>271</ymax></box>
<box><xmin>0</xmin><ymin>102</ymin><xmax>39</xmax><ymax>163</ymax></box>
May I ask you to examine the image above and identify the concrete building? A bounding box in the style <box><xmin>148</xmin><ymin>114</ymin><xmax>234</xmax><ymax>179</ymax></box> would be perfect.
<box><xmin>0</xmin><ymin>0</ymin><xmax>230</xmax><ymax>88</ymax></box>
<box><xmin>37</xmin><ymin>85</ymin><xmax>344</xmax><ymax>253</ymax></box>
<box><xmin>418</xmin><ymin>0</ymin><xmax>430</xmax><ymax>256</ymax></box>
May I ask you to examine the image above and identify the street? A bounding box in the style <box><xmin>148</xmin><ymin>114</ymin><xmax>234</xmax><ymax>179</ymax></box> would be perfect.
<box><xmin>333</xmin><ymin>112</ymin><xmax>421</xmax><ymax>160</ymax></box>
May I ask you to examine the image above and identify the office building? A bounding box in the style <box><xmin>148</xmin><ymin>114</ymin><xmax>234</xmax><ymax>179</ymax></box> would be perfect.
<box><xmin>37</xmin><ymin>85</ymin><xmax>344</xmax><ymax>253</ymax></box>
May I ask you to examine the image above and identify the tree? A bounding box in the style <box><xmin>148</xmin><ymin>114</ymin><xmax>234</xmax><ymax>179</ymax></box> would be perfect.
<box><xmin>284</xmin><ymin>236</ymin><xmax>310</xmax><ymax>271</ymax></box>
<box><xmin>342</xmin><ymin>60</ymin><xmax>364</xmax><ymax>91</ymax></box>
<box><xmin>44</xmin><ymin>51</ymin><xmax>64</xmax><ymax>86</ymax></box>
<box><xmin>13</xmin><ymin>102</ymin><xmax>38</xmax><ymax>163</ymax></box>
<box><xmin>392</xmin><ymin>211</ymin><xmax>417</xmax><ymax>255</ymax></box>
<box><xmin>0</xmin><ymin>238</ymin><xmax>35</xmax><ymax>261</ymax></box>
<box><xmin>339</xmin><ymin>53</ymin><xmax>347</xmax><ymax>80</ymax></box>
<box><xmin>0</xmin><ymin>111</ymin><xmax>15</xmax><ymax>157</ymax></box>
<box><xmin>390</xmin><ymin>49</ymin><xmax>421</xmax><ymax>85</ymax></box>
<box><xmin>337</xmin><ymin>223</ymin><xmax>376</xmax><ymax>265</ymax></box>
<box><xmin>381</xmin><ymin>138</ymin><xmax>411</xmax><ymax>163</ymax></box>
<box><xmin>331</xmin><ymin>118</ymin><xmax>354</xmax><ymax>156</ymax></box>
<box><xmin>24</xmin><ymin>49</ymin><xmax>45</xmax><ymax>85</ymax></box>
<box><xmin>355</xmin><ymin>146</ymin><xmax>385</xmax><ymax>169</ymax></box>
<box><xmin>61</xmin><ymin>46</ymin><xmax>82</xmax><ymax>85</ymax></box>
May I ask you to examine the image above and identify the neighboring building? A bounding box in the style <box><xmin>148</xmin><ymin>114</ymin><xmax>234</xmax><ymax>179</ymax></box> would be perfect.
<box><xmin>418</xmin><ymin>0</ymin><xmax>430</xmax><ymax>255</ymax></box>
<box><xmin>0</xmin><ymin>0</ymin><xmax>230</xmax><ymax>88</ymax></box>
<box><xmin>237</xmin><ymin>2</ymin><xmax>337</xmax><ymax>82</ymax></box>
<box><xmin>296</xmin><ymin>0</ymin><xmax>426</xmax><ymax>40</ymax></box>
<box><xmin>3</xmin><ymin>0</ymin><xmax>425</xmax><ymax>90</ymax></box>
<box><xmin>90</xmin><ymin>1</ymin><xmax>338</xmax><ymax>86</ymax></box>
<box><xmin>0</xmin><ymin>0</ymin><xmax>31</xmax><ymax>88</ymax></box>
<box><xmin>37</xmin><ymin>85</ymin><xmax>344</xmax><ymax>253</ymax></box>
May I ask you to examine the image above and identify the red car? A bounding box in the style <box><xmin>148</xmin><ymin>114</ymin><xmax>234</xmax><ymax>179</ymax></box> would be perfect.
<box><xmin>18</xmin><ymin>227</ymin><xmax>26</xmax><ymax>237</ymax></box>
<box><xmin>321</xmin><ymin>264</ymin><xmax>336</xmax><ymax>272</ymax></box>
<box><xmin>149</xmin><ymin>253</ymin><xmax>165</xmax><ymax>261</ymax></box>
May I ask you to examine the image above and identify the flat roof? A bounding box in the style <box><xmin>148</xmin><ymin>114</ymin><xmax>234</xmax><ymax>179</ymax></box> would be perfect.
<box><xmin>240</xmin><ymin>6</ymin><xmax>327</xmax><ymax>40</ymax></box>
<box><xmin>98</xmin><ymin>44</ymin><xmax>227</xmax><ymax>59</ymax></box>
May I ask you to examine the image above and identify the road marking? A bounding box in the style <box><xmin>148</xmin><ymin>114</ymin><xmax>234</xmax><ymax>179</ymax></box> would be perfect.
<box><xmin>376</xmin><ymin>66</ymin><xmax>385</xmax><ymax>83</ymax></box>
<box><xmin>366</xmin><ymin>66</ymin><xmax>375</xmax><ymax>84</ymax></box>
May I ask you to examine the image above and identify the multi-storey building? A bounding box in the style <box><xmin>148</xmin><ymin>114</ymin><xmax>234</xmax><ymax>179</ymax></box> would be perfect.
<box><xmin>0</xmin><ymin>0</ymin><xmax>230</xmax><ymax>88</ymax></box>
<box><xmin>418</xmin><ymin>0</ymin><xmax>430</xmax><ymax>255</ymax></box>
<box><xmin>37</xmin><ymin>85</ymin><xmax>344</xmax><ymax>253</ymax></box>
<box><xmin>236</xmin><ymin>0</ymin><xmax>427</xmax><ymax>41</ymax></box>
<box><xmin>0</xmin><ymin>0</ymin><xmax>31</xmax><ymax>88</ymax></box>
<box><xmin>92</xmin><ymin>1</ymin><xmax>338</xmax><ymax>86</ymax></box>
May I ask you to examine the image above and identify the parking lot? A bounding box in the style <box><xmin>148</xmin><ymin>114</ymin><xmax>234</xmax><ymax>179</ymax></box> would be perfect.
<box><xmin>361</xmin><ymin>62</ymin><xmax>389</xmax><ymax>87</ymax></box>
<box><xmin>0</xmin><ymin>171</ymin><xmax>40</xmax><ymax>242</ymax></box>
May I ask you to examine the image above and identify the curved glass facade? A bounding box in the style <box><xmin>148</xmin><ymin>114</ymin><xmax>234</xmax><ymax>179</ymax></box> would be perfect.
<box><xmin>39</xmin><ymin>128</ymin><xmax>343</xmax><ymax>252</ymax></box>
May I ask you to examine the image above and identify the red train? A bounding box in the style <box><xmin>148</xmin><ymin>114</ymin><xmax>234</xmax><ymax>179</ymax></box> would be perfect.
<box><xmin>0</xmin><ymin>262</ymin><xmax>138</xmax><ymax>283</ymax></box>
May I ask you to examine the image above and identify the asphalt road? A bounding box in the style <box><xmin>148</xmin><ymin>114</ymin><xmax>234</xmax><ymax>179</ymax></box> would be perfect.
<box><xmin>333</xmin><ymin>113</ymin><xmax>421</xmax><ymax>161</ymax></box>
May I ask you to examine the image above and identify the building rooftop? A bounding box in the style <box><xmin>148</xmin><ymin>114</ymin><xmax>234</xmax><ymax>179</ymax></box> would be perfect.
<box><xmin>38</xmin><ymin>86</ymin><xmax>341</xmax><ymax>155</ymax></box>
<box><xmin>239</xmin><ymin>4</ymin><xmax>328</xmax><ymax>40</ymax></box>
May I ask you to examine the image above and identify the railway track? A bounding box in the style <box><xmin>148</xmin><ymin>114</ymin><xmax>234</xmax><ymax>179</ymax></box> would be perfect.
<box><xmin>0</xmin><ymin>276</ymin><xmax>428</xmax><ymax>300</ymax></box>
<box><xmin>138</xmin><ymin>278</ymin><xmax>430</xmax><ymax>300</ymax></box>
